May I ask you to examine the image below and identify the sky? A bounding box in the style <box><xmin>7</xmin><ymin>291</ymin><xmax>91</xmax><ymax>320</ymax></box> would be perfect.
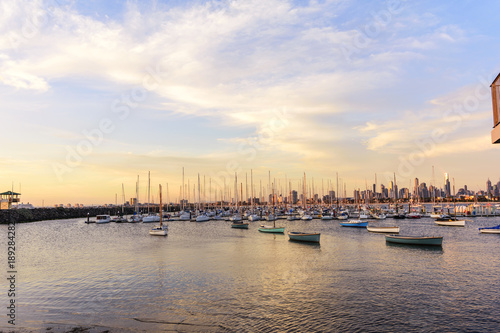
<box><xmin>1</xmin><ymin>0</ymin><xmax>500</xmax><ymax>206</ymax></box>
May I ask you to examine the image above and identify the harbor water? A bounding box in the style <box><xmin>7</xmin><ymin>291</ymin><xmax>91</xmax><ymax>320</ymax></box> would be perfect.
<box><xmin>1</xmin><ymin>217</ymin><xmax>499</xmax><ymax>332</ymax></box>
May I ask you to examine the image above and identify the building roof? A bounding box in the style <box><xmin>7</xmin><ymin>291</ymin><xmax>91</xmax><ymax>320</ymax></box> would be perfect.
<box><xmin>491</xmin><ymin>72</ymin><xmax>500</xmax><ymax>87</ymax></box>
<box><xmin>0</xmin><ymin>191</ymin><xmax>21</xmax><ymax>195</ymax></box>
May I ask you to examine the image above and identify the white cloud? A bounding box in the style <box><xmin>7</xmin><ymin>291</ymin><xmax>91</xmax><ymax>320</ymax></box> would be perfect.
<box><xmin>3</xmin><ymin>0</ymin><xmax>498</xmax><ymax>204</ymax></box>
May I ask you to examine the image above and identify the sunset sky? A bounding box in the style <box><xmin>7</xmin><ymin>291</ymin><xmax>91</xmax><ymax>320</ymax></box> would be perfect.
<box><xmin>2</xmin><ymin>0</ymin><xmax>500</xmax><ymax>206</ymax></box>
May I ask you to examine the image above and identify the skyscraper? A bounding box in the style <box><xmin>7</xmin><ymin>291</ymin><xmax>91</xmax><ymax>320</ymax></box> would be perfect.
<box><xmin>486</xmin><ymin>178</ymin><xmax>492</xmax><ymax>197</ymax></box>
<box><xmin>444</xmin><ymin>173</ymin><xmax>451</xmax><ymax>197</ymax></box>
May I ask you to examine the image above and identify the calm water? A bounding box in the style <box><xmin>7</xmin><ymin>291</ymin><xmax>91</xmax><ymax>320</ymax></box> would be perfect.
<box><xmin>1</xmin><ymin>216</ymin><xmax>500</xmax><ymax>332</ymax></box>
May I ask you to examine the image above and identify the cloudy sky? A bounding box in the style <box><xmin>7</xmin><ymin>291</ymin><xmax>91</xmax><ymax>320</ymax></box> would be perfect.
<box><xmin>1</xmin><ymin>0</ymin><xmax>500</xmax><ymax>206</ymax></box>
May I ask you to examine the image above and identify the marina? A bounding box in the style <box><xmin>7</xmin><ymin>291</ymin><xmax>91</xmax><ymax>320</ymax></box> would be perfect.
<box><xmin>3</xmin><ymin>1</ymin><xmax>500</xmax><ymax>332</ymax></box>
<box><xmin>1</xmin><ymin>215</ymin><xmax>499</xmax><ymax>332</ymax></box>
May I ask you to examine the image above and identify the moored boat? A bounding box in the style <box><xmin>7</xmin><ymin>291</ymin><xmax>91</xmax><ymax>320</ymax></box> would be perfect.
<box><xmin>434</xmin><ymin>218</ymin><xmax>465</xmax><ymax>227</ymax></box>
<box><xmin>258</xmin><ymin>225</ymin><xmax>285</xmax><ymax>233</ymax></box>
<box><xmin>367</xmin><ymin>225</ymin><xmax>400</xmax><ymax>233</ymax></box>
<box><xmin>248</xmin><ymin>214</ymin><xmax>260</xmax><ymax>221</ymax></box>
<box><xmin>478</xmin><ymin>224</ymin><xmax>500</xmax><ymax>234</ymax></box>
<box><xmin>288</xmin><ymin>231</ymin><xmax>320</xmax><ymax>243</ymax></box>
<box><xmin>143</xmin><ymin>213</ymin><xmax>161</xmax><ymax>223</ymax></box>
<box><xmin>340</xmin><ymin>220</ymin><xmax>368</xmax><ymax>228</ymax></box>
<box><xmin>128</xmin><ymin>214</ymin><xmax>142</xmax><ymax>223</ymax></box>
<box><xmin>195</xmin><ymin>214</ymin><xmax>210</xmax><ymax>222</ymax></box>
<box><xmin>385</xmin><ymin>235</ymin><xmax>443</xmax><ymax>246</ymax></box>
<box><xmin>231</xmin><ymin>221</ymin><xmax>249</xmax><ymax>229</ymax></box>
<box><xmin>149</xmin><ymin>184</ymin><xmax>168</xmax><ymax>236</ymax></box>
<box><xmin>95</xmin><ymin>215</ymin><xmax>111</xmax><ymax>224</ymax></box>
<box><xmin>406</xmin><ymin>212</ymin><xmax>421</xmax><ymax>219</ymax></box>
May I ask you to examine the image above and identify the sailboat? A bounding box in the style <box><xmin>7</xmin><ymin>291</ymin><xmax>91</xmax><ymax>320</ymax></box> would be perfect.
<box><xmin>144</xmin><ymin>171</ymin><xmax>161</xmax><ymax>223</ymax></box>
<box><xmin>434</xmin><ymin>178</ymin><xmax>465</xmax><ymax>227</ymax></box>
<box><xmin>149</xmin><ymin>184</ymin><xmax>168</xmax><ymax>236</ymax></box>
<box><xmin>258</xmin><ymin>182</ymin><xmax>285</xmax><ymax>233</ymax></box>
<box><xmin>129</xmin><ymin>175</ymin><xmax>143</xmax><ymax>222</ymax></box>
<box><xmin>231</xmin><ymin>181</ymin><xmax>249</xmax><ymax>229</ymax></box>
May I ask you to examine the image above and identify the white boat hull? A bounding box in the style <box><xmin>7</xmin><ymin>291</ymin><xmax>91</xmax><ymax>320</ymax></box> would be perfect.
<box><xmin>195</xmin><ymin>215</ymin><xmax>210</xmax><ymax>222</ymax></box>
<box><xmin>149</xmin><ymin>226</ymin><xmax>168</xmax><ymax>236</ymax></box>
<box><xmin>479</xmin><ymin>229</ymin><xmax>500</xmax><ymax>234</ymax></box>
<box><xmin>367</xmin><ymin>226</ymin><xmax>400</xmax><ymax>233</ymax></box>
<box><xmin>435</xmin><ymin>220</ymin><xmax>465</xmax><ymax>227</ymax></box>
<box><xmin>143</xmin><ymin>215</ymin><xmax>161</xmax><ymax>223</ymax></box>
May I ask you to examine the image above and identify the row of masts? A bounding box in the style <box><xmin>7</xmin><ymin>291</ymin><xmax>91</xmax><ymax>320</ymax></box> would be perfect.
<box><xmin>118</xmin><ymin>169</ymin><xmax>350</xmax><ymax>211</ymax></box>
<box><xmin>117</xmin><ymin>168</ymin><xmax>463</xmax><ymax>211</ymax></box>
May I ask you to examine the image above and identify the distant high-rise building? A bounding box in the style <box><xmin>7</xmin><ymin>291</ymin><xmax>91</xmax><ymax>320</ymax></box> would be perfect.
<box><xmin>444</xmin><ymin>173</ymin><xmax>451</xmax><ymax>197</ymax></box>
<box><xmin>487</xmin><ymin>178</ymin><xmax>492</xmax><ymax>197</ymax></box>
<box><xmin>419</xmin><ymin>183</ymin><xmax>429</xmax><ymax>199</ymax></box>
<box><xmin>329</xmin><ymin>190</ymin><xmax>336</xmax><ymax>200</ymax></box>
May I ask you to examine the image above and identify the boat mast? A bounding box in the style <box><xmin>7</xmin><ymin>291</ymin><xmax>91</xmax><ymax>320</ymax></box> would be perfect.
<box><xmin>251</xmin><ymin>169</ymin><xmax>254</xmax><ymax>211</ymax></box>
<box><xmin>166</xmin><ymin>183</ymin><xmax>169</xmax><ymax>213</ymax></box>
<box><xmin>182</xmin><ymin>167</ymin><xmax>185</xmax><ymax>211</ymax></box>
<box><xmin>159</xmin><ymin>184</ymin><xmax>163</xmax><ymax>227</ymax></box>
<box><xmin>136</xmin><ymin>175</ymin><xmax>139</xmax><ymax>215</ymax></box>
<box><xmin>272</xmin><ymin>182</ymin><xmax>276</xmax><ymax>228</ymax></box>
<box><xmin>336</xmin><ymin>172</ymin><xmax>339</xmax><ymax>211</ymax></box>
<box><xmin>198</xmin><ymin>173</ymin><xmax>201</xmax><ymax>211</ymax></box>
<box><xmin>303</xmin><ymin>172</ymin><xmax>306</xmax><ymax>209</ymax></box>
<box><xmin>121</xmin><ymin>183</ymin><xmax>125</xmax><ymax>214</ymax></box>
<box><xmin>453</xmin><ymin>177</ymin><xmax>456</xmax><ymax>217</ymax></box>
<box><xmin>147</xmin><ymin>171</ymin><xmax>151</xmax><ymax>214</ymax></box>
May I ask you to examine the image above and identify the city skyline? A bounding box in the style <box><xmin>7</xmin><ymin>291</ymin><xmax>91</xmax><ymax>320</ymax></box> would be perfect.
<box><xmin>2</xmin><ymin>0</ymin><xmax>500</xmax><ymax>205</ymax></box>
<box><xmin>8</xmin><ymin>170</ymin><xmax>500</xmax><ymax>207</ymax></box>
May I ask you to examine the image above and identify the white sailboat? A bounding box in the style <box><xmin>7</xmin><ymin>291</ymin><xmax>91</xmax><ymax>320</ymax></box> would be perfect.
<box><xmin>258</xmin><ymin>182</ymin><xmax>285</xmax><ymax>233</ymax></box>
<box><xmin>129</xmin><ymin>175</ymin><xmax>142</xmax><ymax>222</ymax></box>
<box><xmin>231</xmin><ymin>179</ymin><xmax>249</xmax><ymax>229</ymax></box>
<box><xmin>150</xmin><ymin>184</ymin><xmax>168</xmax><ymax>236</ymax></box>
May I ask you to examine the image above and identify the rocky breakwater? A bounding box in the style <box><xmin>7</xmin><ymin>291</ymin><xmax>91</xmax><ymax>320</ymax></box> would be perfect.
<box><xmin>0</xmin><ymin>207</ymin><xmax>136</xmax><ymax>224</ymax></box>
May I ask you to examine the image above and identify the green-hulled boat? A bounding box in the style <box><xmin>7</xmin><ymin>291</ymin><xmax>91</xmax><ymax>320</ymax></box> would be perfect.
<box><xmin>231</xmin><ymin>222</ymin><xmax>249</xmax><ymax>229</ymax></box>
<box><xmin>258</xmin><ymin>183</ymin><xmax>284</xmax><ymax>234</ymax></box>
<box><xmin>385</xmin><ymin>235</ymin><xmax>443</xmax><ymax>246</ymax></box>
<box><xmin>258</xmin><ymin>225</ymin><xmax>285</xmax><ymax>233</ymax></box>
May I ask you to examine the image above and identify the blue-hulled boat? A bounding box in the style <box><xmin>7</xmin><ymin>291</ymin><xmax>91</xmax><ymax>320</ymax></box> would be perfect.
<box><xmin>478</xmin><ymin>224</ymin><xmax>500</xmax><ymax>234</ymax></box>
<box><xmin>340</xmin><ymin>220</ymin><xmax>368</xmax><ymax>228</ymax></box>
<box><xmin>385</xmin><ymin>235</ymin><xmax>443</xmax><ymax>246</ymax></box>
